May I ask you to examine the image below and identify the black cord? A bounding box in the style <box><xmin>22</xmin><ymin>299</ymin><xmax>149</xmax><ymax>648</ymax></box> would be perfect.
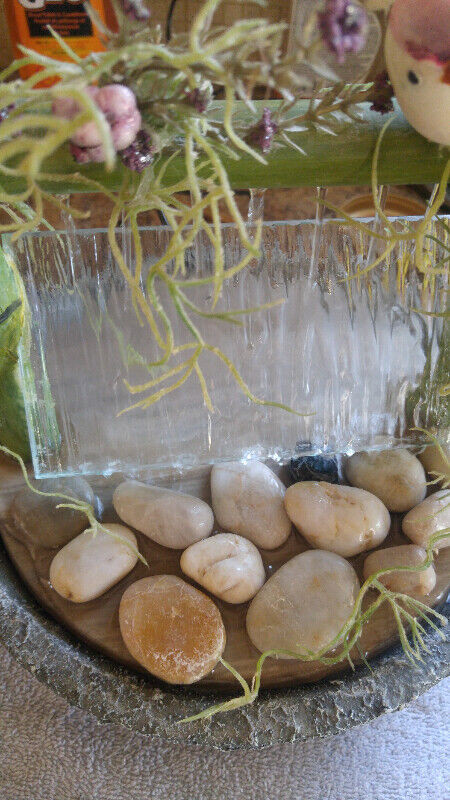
<box><xmin>166</xmin><ymin>0</ymin><xmax>178</xmax><ymax>41</ymax></box>
<box><xmin>157</xmin><ymin>209</ymin><xmax>169</xmax><ymax>226</ymax></box>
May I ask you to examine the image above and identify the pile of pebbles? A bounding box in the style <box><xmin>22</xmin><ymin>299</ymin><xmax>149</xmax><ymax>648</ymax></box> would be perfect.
<box><xmin>15</xmin><ymin>445</ymin><xmax>450</xmax><ymax>685</ymax></box>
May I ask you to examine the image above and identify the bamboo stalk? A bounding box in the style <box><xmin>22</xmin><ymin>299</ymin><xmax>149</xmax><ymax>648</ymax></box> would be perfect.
<box><xmin>1</xmin><ymin>100</ymin><xmax>446</xmax><ymax>195</ymax></box>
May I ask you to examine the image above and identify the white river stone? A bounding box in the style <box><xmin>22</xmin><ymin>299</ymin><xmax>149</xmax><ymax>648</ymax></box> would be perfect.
<box><xmin>180</xmin><ymin>533</ymin><xmax>266</xmax><ymax>603</ymax></box>
<box><xmin>50</xmin><ymin>523</ymin><xmax>138</xmax><ymax>603</ymax></box>
<box><xmin>419</xmin><ymin>443</ymin><xmax>450</xmax><ymax>482</ymax></box>
<box><xmin>363</xmin><ymin>544</ymin><xmax>436</xmax><ymax>596</ymax></box>
<box><xmin>113</xmin><ymin>480</ymin><xmax>214</xmax><ymax>549</ymax></box>
<box><xmin>211</xmin><ymin>461</ymin><xmax>291</xmax><ymax>550</ymax></box>
<box><xmin>345</xmin><ymin>449</ymin><xmax>427</xmax><ymax>512</ymax></box>
<box><xmin>402</xmin><ymin>490</ymin><xmax>450</xmax><ymax>551</ymax></box>
<box><xmin>246</xmin><ymin>550</ymin><xmax>360</xmax><ymax>657</ymax></box>
<box><xmin>284</xmin><ymin>481</ymin><xmax>390</xmax><ymax>557</ymax></box>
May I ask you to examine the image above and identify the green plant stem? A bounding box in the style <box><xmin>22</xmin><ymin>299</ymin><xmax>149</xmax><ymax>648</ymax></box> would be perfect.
<box><xmin>1</xmin><ymin>102</ymin><xmax>446</xmax><ymax>195</ymax></box>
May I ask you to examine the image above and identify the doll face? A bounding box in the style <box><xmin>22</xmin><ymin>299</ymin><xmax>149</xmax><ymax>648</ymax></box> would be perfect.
<box><xmin>385</xmin><ymin>26</ymin><xmax>450</xmax><ymax>146</ymax></box>
<box><xmin>388</xmin><ymin>0</ymin><xmax>450</xmax><ymax>65</ymax></box>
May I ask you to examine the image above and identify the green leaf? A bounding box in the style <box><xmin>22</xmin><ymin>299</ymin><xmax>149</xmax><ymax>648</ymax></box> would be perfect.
<box><xmin>0</xmin><ymin>246</ymin><xmax>31</xmax><ymax>460</ymax></box>
<box><xmin>0</xmin><ymin>367</ymin><xmax>30</xmax><ymax>461</ymax></box>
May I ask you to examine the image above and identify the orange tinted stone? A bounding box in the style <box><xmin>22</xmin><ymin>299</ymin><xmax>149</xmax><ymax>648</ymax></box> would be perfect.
<box><xmin>119</xmin><ymin>575</ymin><xmax>226</xmax><ymax>684</ymax></box>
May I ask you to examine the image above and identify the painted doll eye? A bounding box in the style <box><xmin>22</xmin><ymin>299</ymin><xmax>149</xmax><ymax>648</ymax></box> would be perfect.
<box><xmin>408</xmin><ymin>70</ymin><xmax>419</xmax><ymax>85</ymax></box>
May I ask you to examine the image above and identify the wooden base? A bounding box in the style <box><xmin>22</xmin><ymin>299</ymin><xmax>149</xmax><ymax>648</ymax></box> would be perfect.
<box><xmin>0</xmin><ymin>457</ymin><xmax>448</xmax><ymax>690</ymax></box>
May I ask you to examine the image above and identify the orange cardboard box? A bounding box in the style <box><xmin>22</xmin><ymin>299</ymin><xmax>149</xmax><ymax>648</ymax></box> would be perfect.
<box><xmin>4</xmin><ymin>0</ymin><xmax>116</xmax><ymax>84</ymax></box>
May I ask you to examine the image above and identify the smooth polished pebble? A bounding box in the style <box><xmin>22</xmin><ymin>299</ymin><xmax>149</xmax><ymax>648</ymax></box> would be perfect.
<box><xmin>49</xmin><ymin>523</ymin><xmax>138</xmax><ymax>603</ymax></box>
<box><xmin>9</xmin><ymin>477</ymin><xmax>96</xmax><ymax>549</ymax></box>
<box><xmin>246</xmin><ymin>550</ymin><xmax>360</xmax><ymax>657</ymax></box>
<box><xmin>419</xmin><ymin>443</ymin><xmax>450</xmax><ymax>482</ymax></box>
<box><xmin>119</xmin><ymin>575</ymin><xmax>226</xmax><ymax>684</ymax></box>
<box><xmin>345</xmin><ymin>449</ymin><xmax>427</xmax><ymax>512</ymax></box>
<box><xmin>284</xmin><ymin>481</ymin><xmax>390</xmax><ymax>557</ymax></box>
<box><xmin>113</xmin><ymin>480</ymin><xmax>214</xmax><ymax>549</ymax></box>
<box><xmin>402</xmin><ymin>490</ymin><xmax>450</xmax><ymax>551</ymax></box>
<box><xmin>363</xmin><ymin>544</ymin><xmax>436</xmax><ymax>596</ymax></box>
<box><xmin>211</xmin><ymin>461</ymin><xmax>291</xmax><ymax>550</ymax></box>
<box><xmin>180</xmin><ymin>533</ymin><xmax>266</xmax><ymax>603</ymax></box>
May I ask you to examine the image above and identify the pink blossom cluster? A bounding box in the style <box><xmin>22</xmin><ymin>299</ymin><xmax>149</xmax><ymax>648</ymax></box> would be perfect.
<box><xmin>53</xmin><ymin>85</ymin><xmax>141</xmax><ymax>164</ymax></box>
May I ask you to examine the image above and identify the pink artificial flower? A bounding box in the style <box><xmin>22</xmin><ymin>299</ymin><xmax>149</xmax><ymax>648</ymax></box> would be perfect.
<box><xmin>119</xmin><ymin>129</ymin><xmax>155</xmax><ymax>173</ymax></box>
<box><xmin>247</xmin><ymin>108</ymin><xmax>278</xmax><ymax>154</ymax></box>
<box><xmin>53</xmin><ymin>85</ymin><xmax>141</xmax><ymax>164</ymax></box>
<box><xmin>318</xmin><ymin>0</ymin><xmax>368</xmax><ymax>64</ymax></box>
<box><xmin>370</xmin><ymin>71</ymin><xmax>394</xmax><ymax>114</ymax></box>
<box><xmin>122</xmin><ymin>0</ymin><xmax>150</xmax><ymax>21</ymax></box>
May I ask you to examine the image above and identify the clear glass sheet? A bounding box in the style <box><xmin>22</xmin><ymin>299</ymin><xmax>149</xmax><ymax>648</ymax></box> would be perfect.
<box><xmin>5</xmin><ymin>218</ymin><xmax>448</xmax><ymax>478</ymax></box>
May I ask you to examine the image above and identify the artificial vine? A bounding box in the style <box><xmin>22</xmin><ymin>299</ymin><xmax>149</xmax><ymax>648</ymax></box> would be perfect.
<box><xmin>0</xmin><ymin>0</ymin><xmax>405</xmax><ymax>415</ymax></box>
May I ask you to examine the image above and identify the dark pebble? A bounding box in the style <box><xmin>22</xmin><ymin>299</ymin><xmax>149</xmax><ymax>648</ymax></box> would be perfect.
<box><xmin>288</xmin><ymin>454</ymin><xmax>339</xmax><ymax>484</ymax></box>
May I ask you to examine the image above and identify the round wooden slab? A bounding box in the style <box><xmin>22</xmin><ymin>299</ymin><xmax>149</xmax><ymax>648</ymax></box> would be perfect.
<box><xmin>0</xmin><ymin>458</ymin><xmax>448</xmax><ymax>690</ymax></box>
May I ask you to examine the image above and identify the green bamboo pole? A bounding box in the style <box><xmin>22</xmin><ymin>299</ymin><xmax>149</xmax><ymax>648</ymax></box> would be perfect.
<box><xmin>2</xmin><ymin>101</ymin><xmax>447</xmax><ymax>195</ymax></box>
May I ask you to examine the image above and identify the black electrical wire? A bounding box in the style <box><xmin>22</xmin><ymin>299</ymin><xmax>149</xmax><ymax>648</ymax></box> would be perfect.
<box><xmin>157</xmin><ymin>209</ymin><xmax>169</xmax><ymax>226</ymax></box>
<box><xmin>166</xmin><ymin>0</ymin><xmax>179</xmax><ymax>41</ymax></box>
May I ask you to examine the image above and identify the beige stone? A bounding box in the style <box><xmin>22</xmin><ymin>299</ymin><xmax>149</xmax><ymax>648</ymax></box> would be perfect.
<box><xmin>113</xmin><ymin>480</ymin><xmax>214</xmax><ymax>549</ymax></box>
<box><xmin>119</xmin><ymin>575</ymin><xmax>226</xmax><ymax>684</ymax></box>
<box><xmin>284</xmin><ymin>481</ymin><xmax>390</xmax><ymax>557</ymax></box>
<box><xmin>402</xmin><ymin>490</ymin><xmax>450</xmax><ymax>551</ymax></box>
<box><xmin>181</xmin><ymin>533</ymin><xmax>266</xmax><ymax>603</ymax></box>
<box><xmin>50</xmin><ymin>523</ymin><xmax>138</xmax><ymax>602</ymax></box>
<box><xmin>418</xmin><ymin>443</ymin><xmax>450</xmax><ymax>483</ymax></box>
<box><xmin>363</xmin><ymin>544</ymin><xmax>436</xmax><ymax>596</ymax></box>
<box><xmin>345</xmin><ymin>449</ymin><xmax>426</xmax><ymax>512</ymax></box>
<box><xmin>246</xmin><ymin>550</ymin><xmax>360</xmax><ymax>657</ymax></box>
<box><xmin>211</xmin><ymin>461</ymin><xmax>291</xmax><ymax>550</ymax></box>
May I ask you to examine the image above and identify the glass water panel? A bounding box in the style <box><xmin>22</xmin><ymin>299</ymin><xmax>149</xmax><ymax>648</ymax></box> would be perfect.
<box><xmin>6</xmin><ymin>218</ymin><xmax>449</xmax><ymax>478</ymax></box>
